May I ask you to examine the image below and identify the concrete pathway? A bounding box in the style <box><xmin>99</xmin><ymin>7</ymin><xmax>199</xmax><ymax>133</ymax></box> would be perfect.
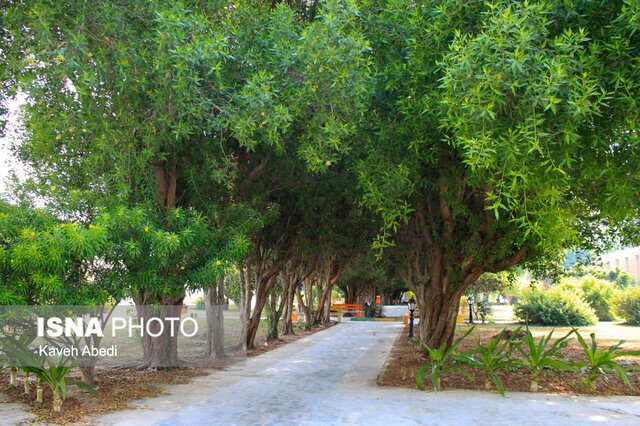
<box><xmin>92</xmin><ymin>321</ymin><xmax>640</xmax><ymax>425</ymax></box>
<box><xmin>0</xmin><ymin>390</ymin><xmax>38</xmax><ymax>424</ymax></box>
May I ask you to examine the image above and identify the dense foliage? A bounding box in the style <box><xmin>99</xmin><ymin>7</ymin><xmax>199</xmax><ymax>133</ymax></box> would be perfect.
<box><xmin>514</xmin><ymin>286</ymin><xmax>597</xmax><ymax>326</ymax></box>
<box><xmin>560</xmin><ymin>276</ymin><xmax>616</xmax><ymax>321</ymax></box>
<box><xmin>355</xmin><ymin>0</ymin><xmax>640</xmax><ymax>347</ymax></box>
<box><xmin>611</xmin><ymin>285</ymin><xmax>640</xmax><ymax>325</ymax></box>
<box><xmin>1</xmin><ymin>0</ymin><xmax>639</xmax><ymax>355</ymax></box>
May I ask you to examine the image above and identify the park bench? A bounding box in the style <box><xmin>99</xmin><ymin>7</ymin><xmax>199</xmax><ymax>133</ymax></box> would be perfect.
<box><xmin>330</xmin><ymin>304</ymin><xmax>363</xmax><ymax>322</ymax></box>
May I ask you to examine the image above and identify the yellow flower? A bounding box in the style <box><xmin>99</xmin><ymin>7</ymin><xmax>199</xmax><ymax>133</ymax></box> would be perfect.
<box><xmin>325</xmin><ymin>161</ymin><xmax>331</xmax><ymax>166</ymax></box>
<box><xmin>51</xmin><ymin>185</ymin><xmax>56</xmax><ymax>190</ymax></box>
<box><xmin>180</xmin><ymin>266</ymin><xmax>185</xmax><ymax>270</ymax></box>
<box><xmin>144</xmin><ymin>226</ymin><xmax>149</xmax><ymax>232</ymax></box>
<box><xmin>61</xmin><ymin>223</ymin><xmax>66</xmax><ymax>227</ymax></box>
<box><xmin>216</xmin><ymin>260</ymin><xmax>221</xmax><ymax>266</ymax></box>
<box><xmin>30</xmin><ymin>231</ymin><xmax>35</xmax><ymax>237</ymax></box>
<box><xmin>89</xmin><ymin>224</ymin><xmax>95</xmax><ymax>229</ymax></box>
<box><xmin>378</xmin><ymin>208</ymin><xmax>383</xmax><ymax>211</ymax></box>
<box><xmin>72</xmin><ymin>221</ymin><xmax>78</xmax><ymax>226</ymax></box>
<box><xmin>497</xmin><ymin>73</ymin><xmax>502</xmax><ymax>80</ymax></box>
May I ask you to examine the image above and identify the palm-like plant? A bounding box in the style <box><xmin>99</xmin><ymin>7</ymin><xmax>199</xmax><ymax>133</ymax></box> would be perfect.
<box><xmin>22</xmin><ymin>368</ymin><xmax>31</xmax><ymax>394</ymax></box>
<box><xmin>513</xmin><ymin>329</ymin><xmax>576</xmax><ymax>391</ymax></box>
<box><xmin>2</xmin><ymin>337</ymin><xmax>96</xmax><ymax>412</ymax></box>
<box><xmin>1</xmin><ymin>334</ymin><xmax>35</xmax><ymax>388</ymax></box>
<box><xmin>416</xmin><ymin>326</ymin><xmax>475</xmax><ymax>391</ymax></box>
<box><xmin>575</xmin><ymin>331</ymin><xmax>640</xmax><ymax>392</ymax></box>
<box><xmin>455</xmin><ymin>327</ymin><xmax>522</xmax><ymax>395</ymax></box>
<box><xmin>25</xmin><ymin>358</ymin><xmax>97</xmax><ymax>412</ymax></box>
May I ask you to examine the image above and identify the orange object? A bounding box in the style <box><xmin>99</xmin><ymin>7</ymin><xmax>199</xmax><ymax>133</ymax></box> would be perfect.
<box><xmin>404</xmin><ymin>315</ymin><xmax>409</xmax><ymax>324</ymax></box>
<box><xmin>291</xmin><ymin>313</ymin><xmax>298</xmax><ymax>322</ymax></box>
<box><xmin>330</xmin><ymin>304</ymin><xmax>364</xmax><ymax>322</ymax></box>
<box><xmin>376</xmin><ymin>296</ymin><xmax>381</xmax><ymax>303</ymax></box>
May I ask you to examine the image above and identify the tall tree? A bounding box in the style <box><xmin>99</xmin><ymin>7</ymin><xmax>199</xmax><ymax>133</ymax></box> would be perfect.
<box><xmin>358</xmin><ymin>0</ymin><xmax>640</xmax><ymax>348</ymax></box>
<box><xmin>2</xmin><ymin>0</ymin><xmax>371</xmax><ymax>358</ymax></box>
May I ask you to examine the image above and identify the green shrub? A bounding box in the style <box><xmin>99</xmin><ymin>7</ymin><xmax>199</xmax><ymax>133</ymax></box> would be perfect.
<box><xmin>474</xmin><ymin>298</ymin><xmax>493</xmax><ymax>324</ymax></box>
<box><xmin>364</xmin><ymin>302</ymin><xmax>384</xmax><ymax>318</ymax></box>
<box><xmin>611</xmin><ymin>286</ymin><xmax>640</xmax><ymax>325</ymax></box>
<box><xmin>574</xmin><ymin>331</ymin><xmax>640</xmax><ymax>392</ymax></box>
<box><xmin>514</xmin><ymin>286</ymin><xmax>597</xmax><ymax>326</ymax></box>
<box><xmin>512</xmin><ymin>329</ymin><xmax>576</xmax><ymax>392</ymax></box>
<box><xmin>416</xmin><ymin>326</ymin><xmax>475</xmax><ymax>391</ymax></box>
<box><xmin>562</xmin><ymin>276</ymin><xmax>616</xmax><ymax>321</ymax></box>
<box><xmin>454</xmin><ymin>327</ymin><xmax>522</xmax><ymax>395</ymax></box>
<box><xmin>194</xmin><ymin>295</ymin><xmax>206</xmax><ymax>310</ymax></box>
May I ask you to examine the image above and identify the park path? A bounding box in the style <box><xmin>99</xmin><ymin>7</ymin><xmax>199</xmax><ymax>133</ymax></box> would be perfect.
<box><xmin>92</xmin><ymin>321</ymin><xmax>639</xmax><ymax>425</ymax></box>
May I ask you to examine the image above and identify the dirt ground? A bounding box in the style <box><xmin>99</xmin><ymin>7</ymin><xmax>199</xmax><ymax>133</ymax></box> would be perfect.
<box><xmin>378</xmin><ymin>323</ymin><xmax>640</xmax><ymax>396</ymax></box>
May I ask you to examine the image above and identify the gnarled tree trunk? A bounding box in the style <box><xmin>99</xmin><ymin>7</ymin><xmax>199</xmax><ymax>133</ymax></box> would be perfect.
<box><xmin>136</xmin><ymin>294</ymin><xmax>184</xmax><ymax>368</ymax></box>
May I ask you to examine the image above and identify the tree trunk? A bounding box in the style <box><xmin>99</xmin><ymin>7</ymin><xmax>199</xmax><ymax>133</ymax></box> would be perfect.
<box><xmin>246</xmin><ymin>276</ymin><xmax>277</xmax><ymax>349</ymax></box>
<box><xmin>136</xmin><ymin>295</ymin><xmax>184</xmax><ymax>368</ymax></box>
<box><xmin>296</xmin><ymin>282</ymin><xmax>313</xmax><ymax>330</ymax></box>
<box><xmin>244</xmin><ymin>247</ymin><xmax>294</xmax><ymax>349</ymax></box>
<box><xmin>314</xmin><ymin>258</ymin><xmax>343</xmax><ymax>324</ymax></box>
<box><xmin>410</xmin><ymin>277</ymin><xmax>461</xmax><ymax>349</ymax></box>
<box><xmin>205</xmin><ymin>275</ymin><xmax>225</xmax><ymax>359</ymax></box>
<box><xmin>79</xmin><ymin>365</ymin><xmax>96</xmax><ymax>385</ymax></box>
<box><xmin>266</xmin><ymin>291</ymin><xmax>280</xmax><ymax>341</ymax></box>
<box><xmin>282</xmin><ymin>276</ymin><xmax>296</xmax><ymax>335</ymax></box>
<box><xmin>342</xmin><ymin>282</ymin><xmax>361</xmax><ymax>305</ymax></box>
<box><xmin>313</xmin><ymin>279</ymin><xmax>322</xmax><ymax>323</ymax></box>
<box><xmin>240</xmin><ymin>262</ymin><xmax>253</xmax><ymax>353</ymax></box>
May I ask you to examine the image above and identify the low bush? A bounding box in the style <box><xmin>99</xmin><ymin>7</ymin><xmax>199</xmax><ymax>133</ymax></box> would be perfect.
<box><xmin>364</xmin><ymin>302</ymin><xmax>384</xmax><ymax>318</ymax></box>
<box><xmin>611</xmin><ymin>286</ymin><xmax>640</xmax><ymax>325</ymax></box>
<box><xmin>513</xmin><ymin>329</ymin><xmax>576</xmax><ymax>392</ymax></box>
<box><xmin>574</xmin><ymin>331</ymin><xmax>640</xmax><ymax>392</ymax></box>
<box><xmin>562</xmin><ymin>276</ymin><xmax>616</xmax><ymax>321</ymax></box>
<box><xmin>474</xmin><ymin>298</ymin><xmax>493</xmax><ymax>324</ymax></box>
<box><xmin>454</xmin><ymin>327</ymin><xmax>522</xmax><ymax>395</ymax></box>
<box><xmin>416</xmin><ymin>326</ymin><xmax>474</xmax><ymax>391</ymax></box>
<box><xmin>514</xmin><ymin>286</ymin><xmax>597</xmax><ymax>326</ymax></box>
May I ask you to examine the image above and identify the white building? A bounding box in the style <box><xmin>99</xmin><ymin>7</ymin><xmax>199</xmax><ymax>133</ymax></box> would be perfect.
<box><xmin>598</xmin><ymin>247</ymin><xmax>640</xmax><ymax>278</ymax></box>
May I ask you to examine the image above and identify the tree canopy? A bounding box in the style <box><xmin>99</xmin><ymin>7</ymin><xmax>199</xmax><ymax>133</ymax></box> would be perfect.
<box><xmin>1</xmin><ymin>0</ymin><xmax>639</xmax><ymax>354</ymax></box>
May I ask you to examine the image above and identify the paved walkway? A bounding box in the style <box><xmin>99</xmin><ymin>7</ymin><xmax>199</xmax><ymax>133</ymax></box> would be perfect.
<box><xmin>0</xmin><ymin>390</ymin><xmax>38</xmax><ymax>424</ymax></box>
<box><xmin>92</xmin><ymin>321</ymin><xmax>640</xmax><ymax>425</ymax></box>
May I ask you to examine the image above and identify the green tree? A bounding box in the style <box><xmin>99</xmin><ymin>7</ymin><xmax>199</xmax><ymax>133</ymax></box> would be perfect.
<box><xmin>357</xmin><ymin>0</ymin><xmax>640</xmax><ymax>348</ymax></box>
<box><xmin>2</xmin><ymin>0</ymin><xmax>371</xmax><ymax>356</ymax></box>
